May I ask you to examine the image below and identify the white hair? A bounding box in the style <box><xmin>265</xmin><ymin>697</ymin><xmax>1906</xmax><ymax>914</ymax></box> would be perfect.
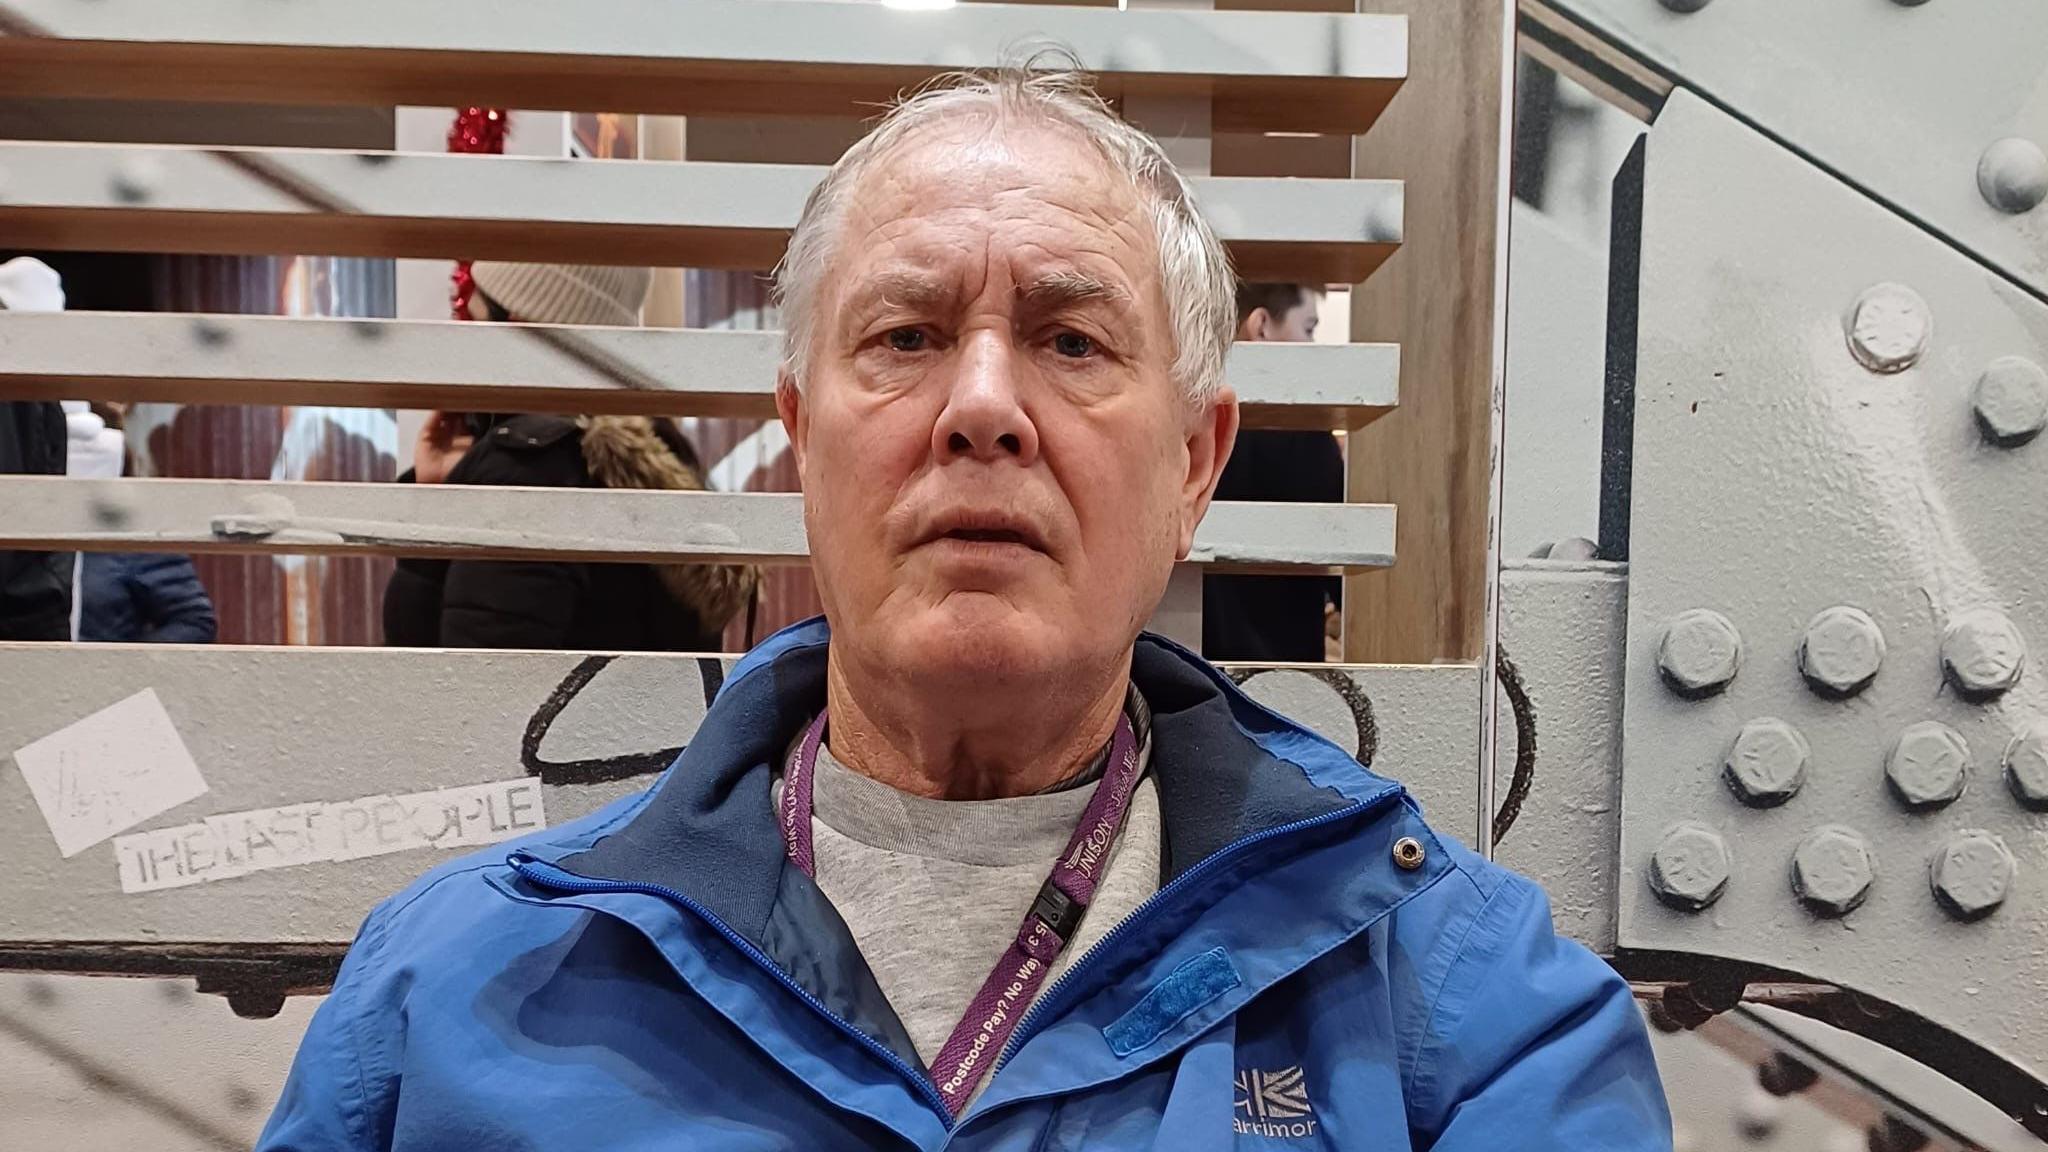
<box><xmin>772</xmin><ymin>68</ymin><xmax>1235</xmax><ymax>406</ymax></box>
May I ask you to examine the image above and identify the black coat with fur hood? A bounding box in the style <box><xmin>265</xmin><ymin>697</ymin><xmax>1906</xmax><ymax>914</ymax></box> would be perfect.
<box><xmin>383</xmin><ymin>415</ymin><xmax>758</xmax><ymax>652</ymax></box>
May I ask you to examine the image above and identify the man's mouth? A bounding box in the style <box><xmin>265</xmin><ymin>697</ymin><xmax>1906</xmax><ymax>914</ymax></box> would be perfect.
<box><xmin>923</xmin><ymin>512</ymin><xmax>1049</xmax><ymax>554</ymax></box>
<box><xmin>946</xmin><ymin>527</ymin><xmax>1032</xmax><ymax>546</ymax></box>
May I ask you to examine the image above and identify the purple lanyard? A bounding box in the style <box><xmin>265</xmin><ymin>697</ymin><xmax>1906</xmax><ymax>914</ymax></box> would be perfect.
<box><xmin>779</xmin><ymin>707</ymin><xmax>1143</xmax><ymax>1116</ymax></box>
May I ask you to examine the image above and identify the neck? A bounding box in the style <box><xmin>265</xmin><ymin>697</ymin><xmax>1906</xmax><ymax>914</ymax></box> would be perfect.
<box><xmin>822</xmin><ymin>650</ymin><xmax>1129</xmax><ymax>800</ymax></box>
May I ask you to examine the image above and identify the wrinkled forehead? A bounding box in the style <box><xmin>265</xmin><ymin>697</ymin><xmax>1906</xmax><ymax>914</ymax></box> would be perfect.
<box><xmin>832</xmin><ymin>120</ymin><xmax>1162</xmax><ymax>286</ymax></box>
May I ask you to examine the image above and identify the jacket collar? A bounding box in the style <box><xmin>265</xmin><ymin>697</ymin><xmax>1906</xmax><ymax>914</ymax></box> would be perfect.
<box><xmin>545</xmin><ymin>617</ymin><xmax>1397</xmax><ymax>909</ymax></box>
<box><xmin>512</xmin><ymin>618</ymin><xmax>1438</xmax><ymax>1104</ymax></box>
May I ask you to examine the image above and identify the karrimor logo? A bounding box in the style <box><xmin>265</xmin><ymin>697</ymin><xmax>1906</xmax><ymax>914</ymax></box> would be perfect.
<box><xmin>1233</xmin><ymin>1065</ymin><xmax>1318</xmax><ymax>1139</ymax></box>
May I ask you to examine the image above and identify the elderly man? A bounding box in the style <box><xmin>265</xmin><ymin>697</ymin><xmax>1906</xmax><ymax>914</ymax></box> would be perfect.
<box><xmin>262</xmin><ymin>71</ymin><xmax>1668</xmax><ymax>1150</ymax></box>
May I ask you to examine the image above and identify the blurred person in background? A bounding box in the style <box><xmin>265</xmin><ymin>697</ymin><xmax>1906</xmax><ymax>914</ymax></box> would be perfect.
<box><xmin>0</xmin><ymin>257</ymin><xmax>74</xmax><ymax>641</ymax></box>
<box><xmin>68</xmin><ymin>401</ymin><xmax>217</xmax><ymax>644</ymax></box>
<box><xmin>1201</xmin><ymin>281</ymin><xmax>1345</xmax><ymax>662</ymax></box>
<box><xmin>382</xmin><ymin>260</ymin><xmax>758</xmax><ymax>651</ymax></box>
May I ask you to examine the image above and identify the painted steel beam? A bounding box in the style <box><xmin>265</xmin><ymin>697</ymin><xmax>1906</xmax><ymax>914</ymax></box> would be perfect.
<box><xmin>0</xmin><ymin>478</ymin><xmax>1397</xmax><ymax>572</ymax></box>
<box><xmin>0</xmin><ymin>0</ymin><xmax>1407</xmax><ymax>135</ymax></box>
<box><xmin>1616</xmin><ymin>93</ymin><xmax>2048</xmax><ymax>1098</ymax></box>
<box><xmin>0</xmin><ymin>647</ymin><xmax>1473</xmax><ymax>951</ymax></box>
<box><xmin>1493</xmin><ymin>559</ymin><xmax>1626</xmax><ymax>955</ymax></box>
<box><xmin>0</xmin><ymin>143</ymin><xmax>1404</xmax><ymax>284</ymax></box>
<box><xmin>1546</xmin><ymin>0</ymin><xmax>2048</xmax><ymax>300</ymax></box>
<box><xmin>0</xmin><ymin>313</ymin><xmax>1398</xmax><ymax>432</ymax></box>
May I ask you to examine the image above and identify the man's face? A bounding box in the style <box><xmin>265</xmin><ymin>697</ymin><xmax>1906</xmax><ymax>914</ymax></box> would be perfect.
<box><xmin>1241</xmin><ymin>294</ymin><xmax>1317</xmax><ymax>343</ymax></box>
<box><xmin>1269</xmin><ymin>299</ymin><xmax>1318</xmax><ymax>342</ymax></box>
<box><xmin>778</xmin><ymin>123</ymin><xmax>1236</xmax><ymax>694</ymax></box>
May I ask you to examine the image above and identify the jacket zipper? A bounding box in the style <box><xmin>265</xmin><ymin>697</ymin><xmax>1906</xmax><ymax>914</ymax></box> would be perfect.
<box><xmin>508</xmin><ymin>855</ymin><xmax>958</xmax><ymax>1127</ymax></box>
<box><xmin>986</xmin><ymin>789</ymin><xmax>1395</xmax><ymax>1083</ymax></box>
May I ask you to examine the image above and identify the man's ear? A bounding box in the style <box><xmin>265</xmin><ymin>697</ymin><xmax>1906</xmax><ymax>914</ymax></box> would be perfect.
<box><xmin>1177</xmin><ymin>388</ymin><xmax>1240</xmax><ymax>560</ymax></box>
<box><xmin>1237</xmin><ymin>308</ymin><xmax>1270</xmax><ymax>343</ymax></box>
<box><xmin>775</xmin><ymin>372</ymin><xmax>808</xmax><ymax>481</ymax></box>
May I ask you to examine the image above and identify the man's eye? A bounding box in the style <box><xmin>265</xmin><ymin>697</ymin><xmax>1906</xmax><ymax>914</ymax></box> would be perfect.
<box><xmin>886</xmin><ymin>328</ymin><xmax>927</xmax><ymax>352</ymax></box>
<box><xmin>1052</xmin><ymin>331</ymin><xmax>1095</xmax><ymax>358</ymax></box>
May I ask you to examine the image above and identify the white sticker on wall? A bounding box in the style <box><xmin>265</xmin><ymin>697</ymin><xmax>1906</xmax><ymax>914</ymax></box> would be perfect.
<box><xmin>113</xmin><ymin>777</ymin><xmax>548</xmax><ymax>894</ymax></box>
<box><xmin>12</xmin><ymin>688</ymin><xmax>210</xmax><ymax>858</ymax></box>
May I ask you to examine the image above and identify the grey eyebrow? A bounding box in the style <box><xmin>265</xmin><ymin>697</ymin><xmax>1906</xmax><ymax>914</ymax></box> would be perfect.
<box><xmin>846</xmin><ymin>270</ymin><xmax>954</xmax><ymax>317</ymax></box>
<box><xmin>1018</xmin><ymin>270</ymin><xmax>1134</xmax><ymax>311</ymax></box>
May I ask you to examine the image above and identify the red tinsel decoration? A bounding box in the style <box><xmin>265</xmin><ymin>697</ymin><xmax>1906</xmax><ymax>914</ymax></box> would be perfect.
<box><xmin>447</xmin><ymin>106</ymin><xmax>511</xmax><ymax>319</ymax></box>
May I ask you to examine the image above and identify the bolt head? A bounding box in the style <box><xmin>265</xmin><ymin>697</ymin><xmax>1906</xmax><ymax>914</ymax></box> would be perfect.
<box><xmin>1798</xmin><ymin>606</ymin><xmax>1886</xmax><ymax>698</ymax></box>
<box><xmin>1977</xmin><ymin>137</ymin><xmax>2048</xmax><ymax>214</ymax></box>
<box><xmin>1940</xmin><ymin>609</ymin><xmax>2028</xmax><ymax>697</ymax></box>
<box><xmin>2004</xmin><ymin>723</ymin><xmax>2048</xmax><ymax>810</ymax></box>
<box><xmin>1649</xmin><ymin>822</ymin><xmax>1731</xmax><ymax>911</ymax></box>
<box><xmin>1791</xmin><ymin>826</ymin><xmax>1875</xmax><ymax>916</ymax></box>
<box><xmin>1724</xmin><ymin>717</ymin><xmax>1810</xmax><ymax>807</ymax></box>
<box><xmin>1929</xmin><ymin>831</ymin><xmax>2015</xmax><ymax>920</ymax></box>
<box><xmin>1844</xmin><ymin>283</ymin><xmax>1931</xmax><ymax>374</ymax></box>
<box><xmin>1658</xmin><ymin>609</ymin><xmax>1742</xmax><ymax>697</ymax></box>
<box><xmin>1884</xmin><ymin>721</ymin><xmax>1970</xmax><ymax>809</ymax></box>
<box><xmin>1972</xmin><ymin>356</ymin><xmax>2048</xmax><ymax>448</ymax></box>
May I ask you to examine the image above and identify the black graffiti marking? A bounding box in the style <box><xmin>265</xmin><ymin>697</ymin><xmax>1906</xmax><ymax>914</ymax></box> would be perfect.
<box><xmin>1491</xmin><ymin>644</ymin><xmax>1538</xmax><ymax>845</ymax></box>
<box><xmin>1226</xmin><ymin>667</ymin><xmax>1378</xmax><ymax>766</ymax></box>
<box><xmin>520</xmin><ymin>654</ymin><xmax>723</xmax><ymax>787</ymax></box>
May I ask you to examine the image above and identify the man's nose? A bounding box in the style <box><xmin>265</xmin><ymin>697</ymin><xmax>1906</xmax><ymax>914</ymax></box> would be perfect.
<box><xmin>932</xmin><ymin>330</ymin><xmax>1040</xmax><ymax>465</ymax></box>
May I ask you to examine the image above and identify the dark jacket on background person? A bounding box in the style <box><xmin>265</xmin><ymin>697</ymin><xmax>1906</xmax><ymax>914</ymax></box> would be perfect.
<box><xmin>79</xmin><ymin>552</ymin><xmax>218</xmax><ymax>643</ymax></box>
<box><xmin>382</xmin><ymin>414</ymin><xmax>757</xmax><ymax>652</ymax></box>
<box><xmin>1202</xmin><ymin>429</ymin><xmax>1345</xmax><ymax>662</ymax></box>
<box><xmin>0</xmin><ymin>400</ymin><xmax>71</xmax><ymax>640</ymax></box>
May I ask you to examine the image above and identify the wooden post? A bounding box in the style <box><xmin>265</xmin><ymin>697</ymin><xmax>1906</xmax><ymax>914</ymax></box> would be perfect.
<box><xmin>1344</xmin><ymin>0</ymin><xmax>1512</xmax><ymax>665</ymax></box>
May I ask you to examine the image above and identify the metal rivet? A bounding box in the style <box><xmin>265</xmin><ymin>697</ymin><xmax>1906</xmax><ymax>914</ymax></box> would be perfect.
<box><xmin>108</xmin><ymin>156</ymin><xmax>163</xmax><ymax>205</ymax></box>
<box><xmin>1657</xmin><ymin>0</ymin><xmax>1711</xmax><ymax>11</ymax></box>
<box><xmin>1391</xmin><ymin>836</ymin><xmax>1425</xmax><ymax>871</ymax></box>
<box><xmin>1724</xmin><ymin>718</ymin><xmax>1809</xmax><ymax>808</ymax></box>
<box><xmin>1657</xmin><ymin>608</ymin><xmax>1742</xmax><ymax>697</ymax></box>
<box><xmin>1940</xmin><ymin>609</ymin><xmax>2027</xmax><ymax>698</ymax></box>
<box><xmin>1649</xmin><ymin>822</ymin><xmax>1730</xmax><ymax>912</ymax></box>
<box><xmin>1976</xmin><ymin>137</ymin><xmax>2048</xmax><ymax>215</ymax></box>
<box><xmin>1930</xmin><ymin>831</ymin><xmax>2015</xmax><ymax>920</ymax></box>
<box><xmin>1884</xmin><ymin>721</ymin><xmax>1970</xmax><ymax>809</ymax></box>
<box><xmin>1971</xmin><ymin>356</ymin><xmax>2048</xmax><ymax>448</ymax></box>
<box><xmin>2004</xmin><ymin>723</ymin><xmax>2048</xmax><ymax>810</ymax></box>
<box><xmin>1843</xmin><ymin>283</ymin><xmax>1931</xmax><ymax>374</ymax></box>
<box><xmin>1798</xmin><ymin>606</ymin><xmax>1886</xmax><ymax>698</ymax></box>
<box><xmin>1791</xmin><ymin>826</ymin><xmax>1875</xmax><ymax>917</ymax></box>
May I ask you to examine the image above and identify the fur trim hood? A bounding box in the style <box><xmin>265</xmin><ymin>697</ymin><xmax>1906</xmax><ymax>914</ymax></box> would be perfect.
<box><xmin>576</xmin><ymin>416</ymin><xmax>759</xmax><ymax>631</ymax></box>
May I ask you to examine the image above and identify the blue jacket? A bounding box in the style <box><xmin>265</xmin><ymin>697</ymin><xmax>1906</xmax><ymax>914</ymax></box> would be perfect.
<box><xmin>261</xmin><ymin>622</ymin><xmax>1669</xmax><ymax>1150</ymax></box>
<box><xmin>79</xmin><ymin>552</ymin><xmax>217</xmax><ymax>643</ymax></box>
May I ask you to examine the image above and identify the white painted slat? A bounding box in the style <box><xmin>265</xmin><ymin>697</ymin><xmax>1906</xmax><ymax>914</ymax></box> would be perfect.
<box><xmin>0</xmin><ymin>478</ymin><xmax>1395</xmax><ymax>572</ymax></box>
<box><xmin>0</xmin><ymin>312</ymin><xmax>1398</xmax><ymax>430</ymax></box>
<box><xmin>0</xmin><ymin>0</ymin><xmax>1407</xmax><ymax>134</ymax></box>
<box><xmin>0</xmin><ymin>143</ymin><xmax>1402</xmax><ymax>283</ymax></box>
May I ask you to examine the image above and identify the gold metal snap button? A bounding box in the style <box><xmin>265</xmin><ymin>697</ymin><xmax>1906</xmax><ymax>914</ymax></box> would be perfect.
<box><xmin>1392</xmin><ymin>836</ymin><xmax>1426</xmax><ymax>871</ymax></box>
